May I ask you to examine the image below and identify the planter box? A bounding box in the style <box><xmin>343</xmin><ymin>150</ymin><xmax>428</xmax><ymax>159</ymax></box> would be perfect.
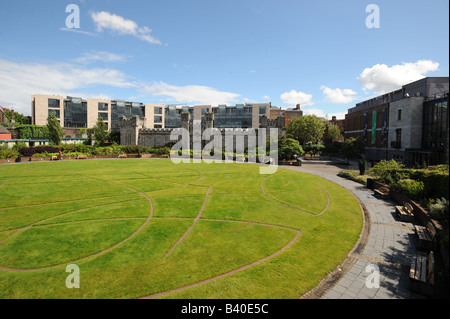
<box><xmin>140</xmin><ymin>154</ymin><xmax>153</xmax><ymax>158</ymax></box>
<box><xmin>279</xmin><ymin>160</ymin><xmax>300</xmax><ymax>166</ymax></box>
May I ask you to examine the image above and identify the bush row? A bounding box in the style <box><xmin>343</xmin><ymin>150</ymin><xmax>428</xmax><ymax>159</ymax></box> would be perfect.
<box><xmin>337</xmin><ymin>170</ymin><xmax>367</xmax><ymax>185</ymax></box>
<box><xmin>12</xmin><ymin>144</ymin><xmax>172</xmax><ymax>157</ymax></box>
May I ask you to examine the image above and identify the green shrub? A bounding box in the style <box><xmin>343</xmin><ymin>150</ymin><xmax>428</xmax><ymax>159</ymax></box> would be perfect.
<box><xmin>429</xmin><ymin>198</ymin><xmax>449</xmax><ymax>248</ymax></box>
<box><xmin>17</xmin><ymin>125</ymin><xmax>49</xmax><ymax>139</ymax></box>
<box><xmin>369</xmin><ymin>160</ymin><xmax>405</xmax><ymax>183</ymax></box>
<box><xmin>358</xmin><ymin>158</ymin><xmax>367</xmax><ymax>175</ymax></box>
<box><xmin>154</xmin><ymin>147</ymin><xmax>170</xmax><ymax>155</ymax></box>
<box><xmin>0</xmin><ymin>149</ymin><xmax>20</xmax><ymax>159</ymax></box>
<box><xmin>396</xmin><ymin>179</ymin><xmax>424</xmax><ymax>201</ymax></box>
<box><xmin>337</xmin><ymin>169</ymin><xmax>367</xmax><ymax>185</ymax></box>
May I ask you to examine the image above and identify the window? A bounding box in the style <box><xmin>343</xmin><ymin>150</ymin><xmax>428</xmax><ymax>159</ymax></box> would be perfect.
<box><xmin>48</xmin><ymin>99</ymin><xmax>60</xmax><ymax>109</ymax></box>
<box><xmin>48</xmin><ymin>109</ymin><xmax>60</xmax><ymax>118</ymax></box>
<box><xmin>154</xmin><ymin>116</ymin><xmax>163</xmax><ymax>123</ymax></box>
<box><xmin>398</xmin><ymin>109</ymin><xmax>402</xmax><ymax>121</ymax></box>
<box><xmin>259</xmin><ymin>106</ymin><xmax>266</xmax><ymax>114</ymax></box>
<box><xmin>396</xmin><ymin>129</ymin><xmax>402</xmax><ymax>142</ymax></box>
<box><xmin>154</xmin><ymin>124</ymin><xmax>162</xmax><ymax>128</ymax></box>
<box><xmin>155</xmin><ymin>107</ymin><xmax>163</xmax><ymax>114</ymax></box>
<box><xmin>98</xmin><ymin>103</ymin><xmax>108</xmax><ymax>111</ymax></box>
<box><xmin>64</xmin><ymin>100</ymin><xmax>87</xmax><ymax>128</ymax></box>
<box><xmin>98</xmin><ymin>112</ymin><xmax>108</xmax><ymax>121</ymax></box>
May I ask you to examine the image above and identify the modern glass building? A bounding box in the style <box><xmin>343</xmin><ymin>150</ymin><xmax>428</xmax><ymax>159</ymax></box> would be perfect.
<box><xmin>63</xmin><ymin>97</ymin><xmax>87</xmax><ymax>128</ymax></box>
<box><xmin>32</xmin><ymin>95</ymin><xmax>275</xmax><ymax>131</ymax></box>
<box><xmin>163</xmin><ymin>103</ymin><xmax>269</xmax><ymax>129</ymax></box>
<box><xmin>110</xmin><ymin>100</ymin><xmax>145</xmax><ymax>131</ymax></box>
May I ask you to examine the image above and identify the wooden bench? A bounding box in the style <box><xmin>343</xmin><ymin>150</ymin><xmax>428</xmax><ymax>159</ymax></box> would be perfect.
<box><xmin>118</xmin><ymin>154</ymin><xmax>127</xmax><ymax>158</ymax></box>
<box><xmin>409</xmin><ymin>251</ymin><xmax>434</xmax><ymax>297</ymax></box>
<box><xmin>76</xmin><ymin>155</ymin><xmax>87</xmax><ymax>160</ymax></box>
<box><xmin>395</xmin><ymin>202</ymin><xmax>414</xmax><ymax>222</ymax></box>
<box><xmin>414</xmin><ymin>222</ymin><xmax>437</xmax><ymax>251</ymax></box>
<box><xmin>374</xmin><ymin>186</ymin><xmax>389</xmax><ymax>199</ymax></box>
<box><xmin>51</xmin><ymin>156</ymin><xmax>59</xmax><ymax>161</ymax></box>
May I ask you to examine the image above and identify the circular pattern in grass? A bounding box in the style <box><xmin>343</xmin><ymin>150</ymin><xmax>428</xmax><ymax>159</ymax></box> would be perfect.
<box><xmin>0</xmin><ymin>159</ymin><xmax>363</xmax><ymax>298</ymax></box>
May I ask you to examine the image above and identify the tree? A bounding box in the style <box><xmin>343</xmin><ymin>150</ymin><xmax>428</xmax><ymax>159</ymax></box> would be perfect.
<box><xmin>342</xmin><ymin>137</ymin><xmax>365</xmax><ymax>160</ymax></box>
<box><xmin>327</xmin><ymin>123</ymin><xmax>341</xmax><ymax>142</ymax></box>
<box><xmin>4</xmin><ymin>109</ymin><xmax>30</xmax><ymax>125</ymax></box>
<box><xmin>46</xmin><ymin>114</ymin><xmax>64</xmax><ymax>145</ymax></box>
<box><xmin>93</xmin><ymin>116</ymin><xmax>108</xmax><ymax>145</ymax></box>
<box><xmin>279</xmin><ymin>138</ymin><xmax>304</xmax><ymax>160</ymax></box>
<box><xmin>108</xmin><ymin>130</ymin><xmax>121</xmax><ymax>144</ymax></box>
<box><xmin>286</xmin><ymin>115</ymin><xmax>326</xmax><ymax>145</ymax></box>
<box><xmin>304</xmin><ymin>143</ymin><xmax>325</xmax><ymax>158</ymax></box>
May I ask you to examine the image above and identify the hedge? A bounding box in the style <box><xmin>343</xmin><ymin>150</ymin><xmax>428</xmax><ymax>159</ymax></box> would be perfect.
<box><xmin>387</xmin><ymin>167</ymin><xmax>449</xmax><ymax>201</ymax></box>
<box><xmin>16</xmin><ymin>125</ymin><xmax>49</xmax><ymax>139</ymax></box>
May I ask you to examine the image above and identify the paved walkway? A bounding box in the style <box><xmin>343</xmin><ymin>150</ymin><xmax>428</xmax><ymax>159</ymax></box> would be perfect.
<box><xmin>285</xmin><ymin>160</ymin><xmax>428</xmax><ymax>299</ymax></box>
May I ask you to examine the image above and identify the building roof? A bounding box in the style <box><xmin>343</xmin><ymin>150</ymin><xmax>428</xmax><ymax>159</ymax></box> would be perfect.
<box><xmin>0</xmin><ymin>125</ymin><xmax>11</xmax><ymax>134</ymax></box>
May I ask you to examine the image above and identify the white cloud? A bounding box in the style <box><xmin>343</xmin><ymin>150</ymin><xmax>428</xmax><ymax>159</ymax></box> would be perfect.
<box><xmin>320</xmin><ymin>86</ymin><xmax>357</xmax><ymax>104</ymax></box>
<box><xmin>302</xmin><ymin>108</ymin><xmax>346</xmax><ymax>120</ymax></box>
<box><xmin>74</xmin><ymin>51</ymin><xmax>131</xmax><ymax>64</ymax></box>
<box><xmin>280</xmin><ymin>90</ymin><xmax>314</xmax><ymax>106</ymax></box>
<box><xmin>262</xmin><ymin>95</ymin><xmax>270</xmax><ymax>101</ymax></box>
<box><xmin>141</xmin><ymin>82</ymin><xmax>241</xmax><ymax>105</ymax></box>
<box><xmin>59</xmin><ymin>27</ymin><xmax>97</xmax><ymax>37</ymax></box>
<box><xmin>90</xmin><ymin>11</ymin><xmax>162</xmax><ymax>45</ymax></box>
<box><xmin>0</xmin><ymin>58</ymin><xmax>242</xmax><ymax>115</ymax></box>
<box><xmin>358</xmin><ymin>59</ymin><xmax>439</xmax><ymax>94</ymax></box>
<box><xmin>0</xmin><ymin>59</ymin><xmax>134</xmax><ymax>114</ymax></box>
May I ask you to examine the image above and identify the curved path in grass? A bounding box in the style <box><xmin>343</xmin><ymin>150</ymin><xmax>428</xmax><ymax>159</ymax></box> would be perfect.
<box><xmin>140</xmin><ymin>171</ymin><xmax>333</xmax><ymax>298</ymax></box>
<box><xmin>164</xmin><ymin>184</ymin><xmax>214</xmax><ymax>258</ymax></box>
<box><xmin>260</xmin><ymin>175</ymin><xmax>331</xmax><ymax>216</ymax></box>
<box><xmin>0</xmin><ymin>160</ymin><xmax>348</xmax><ymax>300</ymax></box>
<box><xmin>0</xmin><ymin>171</ymin><xmax>155</xmax><ymax>272</ymax></box>
<box><xmin>141</xmin><ymin>229</ymin><xmax>301</xmax><ymax>299</ymax></box>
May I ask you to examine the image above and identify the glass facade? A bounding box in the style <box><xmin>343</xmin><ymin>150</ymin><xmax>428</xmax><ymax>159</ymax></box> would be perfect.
<box><xmin>98</xmin><ymin>112</ymin><xmax>108</xmax><ymax>121</ymax></box>
<box><xmin>213</xmin><ymin>104</ymin><xmax>252</xmax><ymax>128</ymax></box>
<box><xmin>98</xmin><ymin>102</ymin><xmax>108</xmax><ymax>111</ymax></box>
<box><xmin>422</xmin><ymin>98</ymin><xmax>448</xmax><ymax>150</ymax></box>
<box><xmin>48</xmin><ymin>99</ymin><xmax>60</xmax><ymax>108</ymax></box>
<box><xmin>165</xmin><ymin>105</ymin><xmax>182</xmax><ymax>128</ymax></box>
<box><xmin>154</xmin><ymin>115</ymin><xmax>163</xmax><ymax>123</ymax></box>
<box><xmin>110</xmin><ymin>100</ymin><xmax>145</xmax><ymax>131</ymax></box>
<box><xmin>64</xmin><ymin>98</ymin><xmax>87</xmax><ymax>128</ymax></box>
<box><xmin>48</xmin><ymin>109</ymin><xmax>60</xmax><ymax>119</ymax></box>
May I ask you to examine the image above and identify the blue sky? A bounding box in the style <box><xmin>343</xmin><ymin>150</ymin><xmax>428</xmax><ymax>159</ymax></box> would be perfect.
<box><xmin>0</xmin><ymin>0</ymin><xmax>448</xmax><ymax>117</ymax></box>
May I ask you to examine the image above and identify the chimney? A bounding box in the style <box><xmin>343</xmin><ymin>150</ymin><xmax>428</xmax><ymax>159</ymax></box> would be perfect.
<box><xmin>332</xmin><ymin>116</ymin><xmax>336</xmax><ymax>121</ymax></box>
<box><xmin>296</xmin><ymin>104</ymin><xmax>300</xmax><ymax>110</ymax></box>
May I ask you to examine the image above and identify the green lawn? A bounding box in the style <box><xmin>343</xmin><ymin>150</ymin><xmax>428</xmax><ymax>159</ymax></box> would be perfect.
<box><xmin>0</xmin><ymin>158</ymin><xmax>363</xmax><ymax>298</ymax></box>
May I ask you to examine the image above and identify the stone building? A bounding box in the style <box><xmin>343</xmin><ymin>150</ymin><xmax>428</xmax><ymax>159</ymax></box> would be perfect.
<box><xmin>119</xmin><ymin>109</ymin><xmax>285</xmax><ymax>151</ymax></box>
<box><xmin>345</xmin><ymin>77</ymin><xmax>448</xmax><ymax>166</ymax></box>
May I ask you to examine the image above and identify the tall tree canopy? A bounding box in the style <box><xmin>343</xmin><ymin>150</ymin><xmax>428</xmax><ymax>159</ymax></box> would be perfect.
<box><xmin>46</xmin><ymin>114</ymin><xmax>64</xmax><ymax>145</ymax></box>
<box><xmin>93</xmin><ymin>116</ymin><xmax>109</xmax><ymax>145</ymax></box>
<box><xmin>286</xmin><ymin>115</ymin><xmax>326</xmax><ymax>145</ymax></box>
